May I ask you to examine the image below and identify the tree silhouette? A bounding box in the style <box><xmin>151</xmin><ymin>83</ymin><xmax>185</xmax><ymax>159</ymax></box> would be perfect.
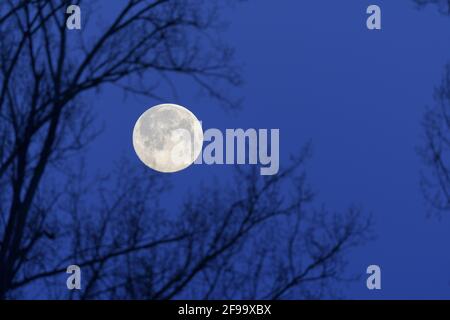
<box><xmin>415</xmin><ymin>1</ymin><xmax>450</xmax><ymax>213</ymax></box>
<box><xmin>419</xmin><ymin>65</ymin><xmax>450</xmax><ymax>213</ymax></box>
<box><xmin>414</xmin><ymin>0</ymin><xmax>450</xmax><ymax>14</ymax></box>
<box><xmin>0</xmin><ymin>0</ymin><xmax>370</xmax><ymax>299</ymax></box>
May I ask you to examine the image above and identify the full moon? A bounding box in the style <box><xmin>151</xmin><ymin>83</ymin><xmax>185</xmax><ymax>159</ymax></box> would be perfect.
<box><xmin>132</xmin><ymin>103</ymin><xmax>203</xmax><ymax>173</ymax></box>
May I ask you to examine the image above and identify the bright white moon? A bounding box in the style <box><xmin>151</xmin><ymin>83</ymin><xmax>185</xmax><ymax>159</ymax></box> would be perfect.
<box><xmin>132</xmin><ymin>103</ymin><xmax>203</xmax><ymax>173</ymax></box>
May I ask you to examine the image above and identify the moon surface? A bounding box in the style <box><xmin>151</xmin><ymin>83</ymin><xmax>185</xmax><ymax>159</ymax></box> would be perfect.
<box><xmin>132</xmin><ymin>104</ymin><xmax>203</xmax><ymax>173</ymax></box>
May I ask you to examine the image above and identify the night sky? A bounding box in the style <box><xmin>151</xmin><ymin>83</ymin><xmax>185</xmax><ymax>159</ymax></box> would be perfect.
<box><xmin>83</xmin><ymin>0</ymin><xmax>450</xmax><ymax>298</ymax></box>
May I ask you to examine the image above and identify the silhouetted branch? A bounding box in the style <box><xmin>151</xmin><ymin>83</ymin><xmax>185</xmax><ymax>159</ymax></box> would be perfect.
<box><xmin>0</xmin><ymin>0</ymin><xmax>241</xmax><ymax>299</ymax></box>
<box><xmin>419</xmin><ymin>64</ymin><xmax>450</xmax><ymax>213</ymax></box>
<box><xmin>414</xmin><ymin>0</ymin><xmax>450</xmax><ymax>14</ymax></box>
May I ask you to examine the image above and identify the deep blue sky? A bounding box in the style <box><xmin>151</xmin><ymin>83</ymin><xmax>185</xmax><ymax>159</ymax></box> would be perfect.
<box><xmin>85</xmin><ymin>0</ymin><xmax>450</xmax><ymax>299</ymax></box>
